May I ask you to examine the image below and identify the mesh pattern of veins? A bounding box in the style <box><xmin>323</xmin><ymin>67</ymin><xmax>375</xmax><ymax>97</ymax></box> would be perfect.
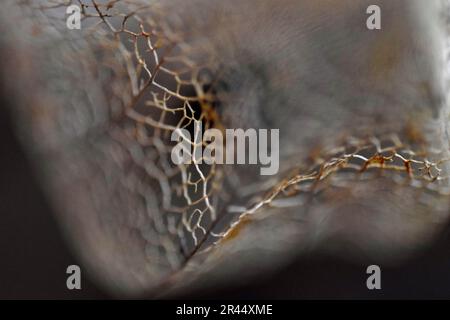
<box><xmin>219</xmin><ymin>134</ymin><xmax>450</xmax><ymax>245</ymax></box>
<box><xmin>17</xmin><ymin>0</ymin><xmax>450</xmax><ymax>283</ymax></box>
<box><xmin>71</xmin><ymin>1</ymin><xmax>226</xmax><ymax>262</ymax></box>
<box><xmin>22</xmin><ymin>0</ymin><xmax>228</xmax><ymax>274</ymax></box>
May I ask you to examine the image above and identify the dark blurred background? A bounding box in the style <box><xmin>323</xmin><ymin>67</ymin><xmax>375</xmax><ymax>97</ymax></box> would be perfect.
<box><xmin>1</xmin><ymin>85</ymin><xmax>450</xmax><ymax>299</ymax></box>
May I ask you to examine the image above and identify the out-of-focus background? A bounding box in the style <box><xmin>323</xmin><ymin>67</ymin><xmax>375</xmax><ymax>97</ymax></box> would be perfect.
<box><xmin>1</xmin><ymin>88</ymin><xmax>450</xmax><ymax>299</ymax></box>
